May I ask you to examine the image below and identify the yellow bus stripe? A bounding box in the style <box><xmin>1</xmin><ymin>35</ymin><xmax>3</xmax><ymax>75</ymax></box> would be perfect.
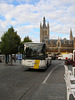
<box><xmin>34</xmin><ymin>60</ymin><xmax>40</xmax><ymax>69</ymax></box>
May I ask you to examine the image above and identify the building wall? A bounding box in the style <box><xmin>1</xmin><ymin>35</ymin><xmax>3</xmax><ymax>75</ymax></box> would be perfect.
<box><xmin>74</xmin><ymin>38</ymin><xmax>75</xmax><ymax>50</ymax></box>
<box><xmin>40</xmin><ymin>17</ymin><xmax>49</xmax><ymax>42</ymax></box>
<box><xmin>40</xmin><ymin>17</ymin><xmax>74</xmax><ymax>54</ymax></box>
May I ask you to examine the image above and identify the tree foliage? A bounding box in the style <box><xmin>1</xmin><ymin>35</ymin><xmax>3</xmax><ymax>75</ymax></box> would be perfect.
<box><xmin>0</xmin><ymin>43</ymin><xmax>1</xmax><ymax>54</ymax></box>
<box><xmin>19</xmin><ymin>36</ymin><xmax>32</xmax><ymax>54</ymax></box>
<box><xmin>22</xmin><ymin>36</ymin><xmax>32</xmax><ymax>44</ymax></box>
<box><xmin>1</xmin><ymin>26</ymin><xmax>21</xmax><ymax>54</ymax></box>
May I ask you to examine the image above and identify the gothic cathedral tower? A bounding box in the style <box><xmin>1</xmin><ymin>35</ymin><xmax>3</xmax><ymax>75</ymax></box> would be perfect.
<box><xmin>40</xmin><ymin>17</ymin><xmax>49</xmax><ymax>42</ymax></box>
<box><xmin>70</xmin><ymin>28</ymin><xmax>73</xmax><ymax>40</ymax></box>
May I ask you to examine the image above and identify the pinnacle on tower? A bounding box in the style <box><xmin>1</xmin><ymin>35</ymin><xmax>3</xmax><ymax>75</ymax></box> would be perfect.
<box><xmin>40</xmin><ymin>22</ymin><xmax>42</xmax><ymax>28</ymax></box>
<box><xmin>43</xmin><ymin>17</ymin><xmax>46</xmax><ymax>28</ymax></box>
<box><xmin>70</xmin><ymin>28</ymin><xmax>73</xmax><ymax>40</ymax></box>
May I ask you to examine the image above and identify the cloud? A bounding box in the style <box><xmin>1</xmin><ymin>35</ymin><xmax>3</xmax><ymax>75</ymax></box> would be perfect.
<box><xmin>0</xmin><ymin>0</ymin><xmax>40</xmax><ymax>5</ymax></box>
<box><xmin>0</xmin><ymin>0</ymin><xmax>75</xmax><ymax>42</ymax></box>
<box><xmin>0</xmin><ymin>0</ymin><xmax>13</xmax><ymax>3</ymax></box>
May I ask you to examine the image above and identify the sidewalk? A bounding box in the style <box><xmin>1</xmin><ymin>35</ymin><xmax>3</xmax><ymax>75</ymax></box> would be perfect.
<box><xmin>0</xmin><ymin>60</ymin><xmax>22</xmax><ymax>73</ymax></box>
<box><xmin>30</xmin><ymin>63</ymin><xmax>66</xmax><ymax>100</ymax></box>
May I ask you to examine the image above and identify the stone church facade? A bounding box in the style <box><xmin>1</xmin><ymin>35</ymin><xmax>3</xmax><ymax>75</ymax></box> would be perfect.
<box><xmin>40</xmin><ymin>17</ymin><xmax>74</xmax><ymax>54</ymax></box>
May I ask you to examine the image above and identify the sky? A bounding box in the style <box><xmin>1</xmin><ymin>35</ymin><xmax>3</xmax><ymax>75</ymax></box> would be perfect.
<box><xmin>0</xmin><ymin>0</ymin><xmax>75</xmax><ymax>42</ymax></box>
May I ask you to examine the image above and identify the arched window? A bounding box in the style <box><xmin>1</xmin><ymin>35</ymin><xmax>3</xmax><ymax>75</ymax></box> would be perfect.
<box><xmin>64</xmin><ymin>41</ymin><xmax>67</xmax><ymax>44</ymax></box>
<box><xmin>69</xmin><ymin>41</ymin><xmax>72</xmax><ymax>44</ymax></box>
<box><xmin>58</xmin><ymin>42</ymin><xmax>60</xmax><ymax>46</ymax></box>
<box><xmin>57</xmin><ymin>41</ymin><xmax>61</xmax><ymax>47</ymax></box>
<box><xmin>64</xmin><ymin>38</ymin><xmax>67</xmax><ymax>44</ymax></box>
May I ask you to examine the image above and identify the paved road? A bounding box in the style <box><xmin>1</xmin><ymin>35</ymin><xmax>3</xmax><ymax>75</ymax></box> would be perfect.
<box><xmin>0</xmin><ymin>60</ymin><xmax>66</xmax><ymax>100</ymax></box>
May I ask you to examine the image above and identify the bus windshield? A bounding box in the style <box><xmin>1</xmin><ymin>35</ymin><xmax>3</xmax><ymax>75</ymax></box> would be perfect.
<box><xmin>23</xmin><ymin>43</ymin><xmax>46</xmax><ymax>60</ymax></box>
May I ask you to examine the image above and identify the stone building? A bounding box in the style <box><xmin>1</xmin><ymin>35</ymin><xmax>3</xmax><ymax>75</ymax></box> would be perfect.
<box><xmin>40</xmin><ymin>17</ymin><xmax>74</xmax><ymax>54</ymax></box>
<box><xmin>40</xmin><ymin>17</ymin><xmax>49</xmax><ymax>42</ymax></box>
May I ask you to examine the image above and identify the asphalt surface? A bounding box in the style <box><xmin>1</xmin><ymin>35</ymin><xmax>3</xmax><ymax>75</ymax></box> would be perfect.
<box><xmin>29</xmin><ymin>62</ymin><xmax>66</xmax><ymax>100</ymax></box>
<box><xmin>0</xmin><ymin>60</ymin><xmax>68</xmax><ymax>100</ymax></box>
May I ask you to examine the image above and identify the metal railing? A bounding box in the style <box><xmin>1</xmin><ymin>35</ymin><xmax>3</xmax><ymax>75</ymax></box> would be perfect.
<box><xmin>64</xmin><ymin>65</ymin><xmax>75</xmax><ymax>100</ymax></box>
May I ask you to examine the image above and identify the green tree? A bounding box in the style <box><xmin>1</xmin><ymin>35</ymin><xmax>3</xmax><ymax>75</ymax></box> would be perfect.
<box><xmin>0</xmin><ymin>42</ymin><xmax>1</xmax><ymax>54</ymax></box>
<box><xmin>22</xmin><ymin>36</ymin><xmax>32</xmax><ymax>44</ymax></box>
<box><xmin>20</xmin><ymin>36</ymin><xmax>32</xmax><ymax>54</ymax></box>
<box><xmin>1</xmin><ymin>26</ymin><xmax>21</xmax><ymax>65</ymax></box>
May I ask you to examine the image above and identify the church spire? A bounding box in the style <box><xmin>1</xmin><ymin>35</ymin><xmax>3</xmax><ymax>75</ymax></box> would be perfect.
<box><xmin>43</xmin><ymin>17</ymin><xmax>46</xmax><ymax>28</ymax></box>
<box><xmin>70</xmin><ymin>28</ymin><xmax>73</xmax><ymax>40</ymax></box>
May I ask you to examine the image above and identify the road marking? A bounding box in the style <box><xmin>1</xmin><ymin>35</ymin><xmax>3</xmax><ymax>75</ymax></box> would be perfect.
<box><xmin>42</xmin><ymin>63</ymin><xmax>62</xmax><ymax>84</ymax></box>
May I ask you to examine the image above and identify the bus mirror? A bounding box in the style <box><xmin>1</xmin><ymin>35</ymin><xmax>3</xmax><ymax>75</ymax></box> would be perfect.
<box><xmin>41</xmin><ymin>48</ymin><xmax>45</xmax><ymax>53</ymax></box>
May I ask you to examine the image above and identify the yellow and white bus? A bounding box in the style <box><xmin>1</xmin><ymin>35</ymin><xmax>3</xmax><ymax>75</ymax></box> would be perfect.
<box><xmin>21</xmin><ymin>42</ymin><xmax>51</xmax><ymax>69</ymax></box>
